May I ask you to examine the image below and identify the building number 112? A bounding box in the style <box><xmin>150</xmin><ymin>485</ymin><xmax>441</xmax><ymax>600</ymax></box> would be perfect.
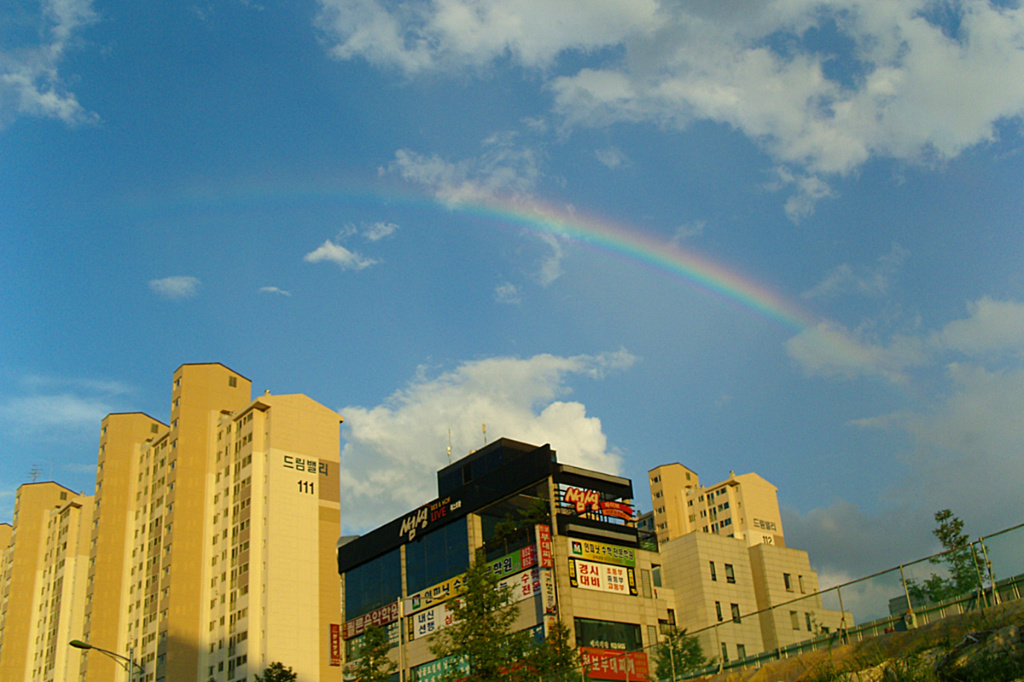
<box><xmin>298</xmin><ymin>480</ymin><xmax>315</xmax><ymax>495</ymax></box>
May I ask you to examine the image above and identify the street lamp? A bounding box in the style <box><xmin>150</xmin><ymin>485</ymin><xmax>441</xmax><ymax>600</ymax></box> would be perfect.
<box><xmin>69</xmin><ymin>640</ymin><xmax>144</xmax><ymax>681</ymax></box>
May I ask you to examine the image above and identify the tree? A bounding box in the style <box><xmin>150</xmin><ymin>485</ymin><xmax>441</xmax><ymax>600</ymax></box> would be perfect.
<box><xmin>352</xmin><ymin>624</ymin><xmax>398</xmax><ymax>682</ymax></box>
<box><xmin>905</xmin><ymin>510</ymin><xmax>979</xmax><ymax>605</ymax></box>
<box><xmin>254</xmin><ymin>661</ymin><xmax>297</xmax><ymax>682</ymax></box>
<box><xmin>430</xmin><ymin>559</ymin><xmax>532</xmax><ymax>682</ymax></box>
<box><xmin>429</xmin><ymin>558</ymin><xmax>577</xmax><ymax>682</ymax></box>
<box><xmin>652</xmin><ymin>627</ymin><xmax>711</xmax><ymax>681</ymax></box>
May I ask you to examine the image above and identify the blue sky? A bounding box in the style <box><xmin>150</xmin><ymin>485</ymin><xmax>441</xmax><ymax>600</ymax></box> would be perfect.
<box><xmin>3</xmin><ymin>0</ymin><xmax>1024</xmax><ymax>583</ymax></box>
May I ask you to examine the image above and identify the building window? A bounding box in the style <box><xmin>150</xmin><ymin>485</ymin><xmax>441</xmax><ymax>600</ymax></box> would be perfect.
<box><xmin>725</xmin><ymin>564</ymin><xmax>735</xmax><ymax>584</ymax></box>
<box><xmin>720</xmin><ymin>642</ymin><xmax>729</xmax><ymax>663</ymax></box>
<box><xmin>715</xmin><ymin>602</ymin><xmax>723</xmax><ymax>622</ymax></box>
<box><xmin>806</xmin><ymin>613</ymin><xmax>813</xmax><ymax>632</ymax></box>
<box><xmin>790</xmin><ymin>611</ymin><xmax>800</xmax><ymax>630</ymax></box>
<box><xmin>799</xmin><ymin>575</ymin><xmax>805</xmax><ymax>593</ymax></box>
<box><xmin>730</xmin><ymin>603</ymin><xmax>741</xmax><ymax>624</ymax></box>
<box><xmin>228</xmin><ymin>376</ymin><xmax>237</xmax><ymax>387</ymax></box>
<box><xmin>784</xmin><ymin>573</ymin><xmax>792</xmax><ymax>591</ymax></box>
<box><xmin>736</xmin><ymin>644</ymin><xmax>746</xmax><ymax>659</ymax></box>
<box><xmin>405</xmin><ymin>516</ymin><xmax>469</xmax><ymax>594</ymax></box>
<box><xmin>709</xmin><ymin>562</ymin><xmax>717</xmax><ymax>581</ymax></box>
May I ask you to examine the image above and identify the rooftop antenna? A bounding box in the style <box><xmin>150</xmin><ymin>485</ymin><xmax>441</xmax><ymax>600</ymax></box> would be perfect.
<box><xmin>482</xmin><ymin>423</ymin><xmax>487</xmax><ymax>445</ymax></box>
<box><xmin>29</xmin><ymin>465</ymin><xmax>42</xmax><ymax>482</ymax></box>
<box><xmin>446</xmin><ymin>429</ymin><xmax>453</xmax><ymax>465</ymax></box>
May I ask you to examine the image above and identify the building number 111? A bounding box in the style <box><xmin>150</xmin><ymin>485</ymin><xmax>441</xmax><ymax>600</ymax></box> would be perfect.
<box><xmin>298</xmin><ymin>480</ymin><xmax>315</xmax><ymax>494</ymax></box>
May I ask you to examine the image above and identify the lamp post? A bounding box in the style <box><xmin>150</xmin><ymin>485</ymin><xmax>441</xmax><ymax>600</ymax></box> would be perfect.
<box><xmin>69</xmin><ymin>640</ymin><xmax>143</xmax><ymax>681</ymax></box>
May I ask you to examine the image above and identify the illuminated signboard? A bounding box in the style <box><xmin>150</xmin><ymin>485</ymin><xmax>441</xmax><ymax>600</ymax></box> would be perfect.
<box><xmin>561</xmin><ymin>486</ymin><xmax>634</xmax><ymax>521</ymax></box>
<box><xmin>568</xmin><ymin>539</ymin><xmax>637</xmax><ymax>568</ymax></box>
<box><xmin>536</xmin><ymin>524</ymin><xmax>554</xmax><ymax>568</ymax></box>
<box><xmin>330</xmin><ymin>624</ymin><xmax>341</xmax><ymax>666</ymax></box>
<box><xmin>569</xmin><ymin>559</ymin><xmax>638</xmax><ymax>596</ymax></box>
<box><xmin>399</xmin><ymin>496</ymin><xmax>464</xmax><ymax>542</ymax></box>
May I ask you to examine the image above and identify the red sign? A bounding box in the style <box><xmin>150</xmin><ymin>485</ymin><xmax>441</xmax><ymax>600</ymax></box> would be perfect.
<box><xmin>580</xmin><ymin>648</ymin><xmax>649</xmax><ymax>681</ymax></box>
<box><xmin>343</xmin><ymin>601</ymin><xmax>400</xmax><ymax>639</ymax></box>
<box><xmin>562</xmin><ymin>487</ymin><xmax>635</xmax><ymax>521</ymax></box>
<box><xmin>536</xmin><ymin>524</ymin><xmax>553</xmax><ymax>568</ymax></box>
<box><xmin>330</xmin><ymin>624</ymin><xmax>341</xmax><ymax>666</ymax></box>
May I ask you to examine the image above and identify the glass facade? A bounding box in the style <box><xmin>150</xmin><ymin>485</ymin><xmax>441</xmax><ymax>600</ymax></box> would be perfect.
<box><xmin>345</xmin><ymin>548</ymin><xmax>402</xmax><ymax>619</ymax></box>
<box><xmin>405</xmin><ymin>516</ymin><xmax>469</xmax><ymax>594</ymax></box>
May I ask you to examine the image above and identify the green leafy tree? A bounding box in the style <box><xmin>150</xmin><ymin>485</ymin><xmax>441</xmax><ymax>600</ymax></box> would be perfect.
<box><xmin>526</xmin><ymin>619</ymin><xmax>579</xmax><ymax>682</ymax></box>
<box><xmin>429</xmin><ymin>558</ymin><xmax>576</xmax><ymax>682</ymax></box>
<box><xmin>352</xmin><ymin>624</ymin><xmax>398</xmax><ymax>682</ymax></box>
<box><xmin>254</xmin><ymin>661</ymin><xmax>297</xmax><ymax>682</ymax></box>
<box><xmin>905</xmin><ymin>510</ymin><xmax>980</xmax><ymax>605</ymax></box>
<box><xmin>430</xmin><ymin>559</ymin><xmax>532</xmax><ymax>682</ymax></box>
<box><xmin>652</xmin><ymin>627</ymin><xmax>711</xmax><ymax>681</ymax></box>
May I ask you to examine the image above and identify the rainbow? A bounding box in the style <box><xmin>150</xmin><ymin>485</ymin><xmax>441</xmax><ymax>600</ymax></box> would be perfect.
<box><xmin>442</xmin><ymin>193</ymin><xmax>816</xmax><ymax>332</ymax></box>
<box><xmin>133</xmin><ymin>174</ymin><xmax>820</xmax><ymax>334</ymax></box>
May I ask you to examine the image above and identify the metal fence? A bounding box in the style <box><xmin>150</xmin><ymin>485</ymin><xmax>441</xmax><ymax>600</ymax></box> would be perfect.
<box><xmin>571</xmin><ymin>521</ymin><xmax>1024</xmax><ymax>681</ymax></box>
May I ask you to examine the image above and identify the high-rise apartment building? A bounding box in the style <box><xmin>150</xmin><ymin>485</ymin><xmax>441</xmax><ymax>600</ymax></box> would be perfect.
<box><xmin>0</xmin><ymin>363</ymin><xmax>344</xmax><ymax>682</ymax></box>
<box><xmin>0</xmin><ymin>482</ymin><xmax>88</xmax><ymax>682</ymax></box>
<box><xmin>648</xmin><ymin>464</ymin><xmax>784</xmax><ymax>547</ymax></box>
<box><xmin>646</xmin><ymin>463</ymin><xmax>845</xmax><ymax>661</ymax></box>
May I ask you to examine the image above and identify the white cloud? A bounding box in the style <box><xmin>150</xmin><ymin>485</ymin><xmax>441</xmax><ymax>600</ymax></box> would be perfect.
<box><xmin>149</xmin><ymin>276</ymin><xmax>201</xmax><ymax>300</ymax></box>
<box><xmin>595</xmin><ymin>146</ymin><xmax>628</xmax><ymax>169</ymax></box>
<box><xmin>670</xmin><ymin>220</ymin><xmax>705</xmax><ymax>244</ymax></box>
<box><xmin>495</xmin><ymin>282</ymin><xmax>522</xmax><ymax>305</ymax></box>
<box><xmin>786</xmin><ymin>320</ymin><xmax>926</xmax><ymax>383</ymax></box>
<box><xmin>536</xmin><ymin>233</ymin><xmax>564</xmax><ymax>286</ymax></box>
<box><xmin>0</xmin><ymin>373</ymin><xmax>132</xmax><ymax>436</ymax></box>
<box><xmin>786</xmin><ymin>297</ymin><xmax>1024</xmax><ymax>585</ymax></box>
<box><xmin>303</xmin><ymin>240</ymin><xmax>377</xmax><ymax>270</ymax></box>
<box><xmin>363</xmin><ymin>221</ymin><xmax>399</xmax><ymax>241</ymax></box>
<box><xmin>324</xmin><ymin>1</ymin><xmax>1024</xmax><ymax>218</ymax></box>
<box><xmin>337</xmin><ymin>350</ymin><xmax>636</xmax><ymax>532</ymax></box>
<box><xmin>258</xmin><ymin>286</ymin><xmax>292</xmax><ymax>296</ymax></box>
<box><xmin>388</xmin><ymin>138</ymin><xmax>541</xmax><ymax>206</ymax></box>
<box><xmin>316</xmin><ymin>0</ymin><xmax>662</xmax><ymax>74</ymax></box>
<box><xmin>0</xmin><ymin>0</ymin><xmax>99</xmax><ymax>128</ymax></box>
<box><xmin>803</xmin><ymin>243</ymin><xmax>910</xmax><ymax>300</ymax></box>
<box><xmin>931</xmin><ymin>297</ymin><xmax>1024</xmax><ymax>356</ymax></box>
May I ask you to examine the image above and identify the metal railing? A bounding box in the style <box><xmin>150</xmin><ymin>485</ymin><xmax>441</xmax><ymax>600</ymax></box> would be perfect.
<box><xmin>568</xmin><ymin>521</ymin><xmax>1024</xmax><ymax>681</ymax></box>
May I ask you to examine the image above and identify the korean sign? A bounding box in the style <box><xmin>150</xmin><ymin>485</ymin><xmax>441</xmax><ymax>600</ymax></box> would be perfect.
<box><xmin>580</xmin><ymin>648</ymin><xmax>650</xmax><ymax>681</ymax></box>
<box><xmin>488</xmin><ymin>544</ymin><xmax>537</xmax><ymax>579</ymax></box>
<box><xmin>568</xmin><ymin>538</ymin><xmax>637</xmax><ymax>568</ymax></box>
<box><xmin>409</xmin><ymin>600</ymin><xmax>458</xmax><ymax>641</ymax></box>
<box><xmin>569</xmin><ymin>559</ymin><xmax>638</xmax><ymax>596</ymax></box>
<box><xmin>342</xmin><ymin>601</ymin><xmax>401</xmax><ymax>640</ymax></box>
<box><xmin>405</xmin><ymin>574</ymin><xmax>466</xmax><ymax>615</ymax></box>
<box><xmin>536</xmin><ymin>524</ymin><xmax>554</xmax><ymax>568</ymax></box>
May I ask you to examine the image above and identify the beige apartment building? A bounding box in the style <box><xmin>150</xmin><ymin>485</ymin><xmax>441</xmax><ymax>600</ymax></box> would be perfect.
<box><xmin>0</xmin><ymin>482</ymin><xmax>90</xmax><ymax>682</ymax></box>
<box><xmin>647</xmin><ymin>464</ymin><xmax>846</xmax><ymax>662</ymax></box>
<box><xmin>0</xmin><ymin>363</ymin><xmax>344</xmax><ymax>682</ymax></box>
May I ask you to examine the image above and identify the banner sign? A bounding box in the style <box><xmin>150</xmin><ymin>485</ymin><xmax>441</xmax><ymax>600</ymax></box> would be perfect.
<box><xmin>499</xmin><ymin>567</ymin><xmax>542</xmax><ymax>603</ymax></box>
<box><xmin>488</xmin><ymin>544</ymin><xmax>537</xmax><ymax>579</ymax></box>
<box><xmin>568</xmin><ymin>539</ymin><xmax>637</xmax><ymax>568</ymax></box>
<box><xmin>536</xmin><ymin>524</ymin><xmax>554</xmax><ymax>568</ymax></box>
<box><xmin>343</xmin><ymin>601</ymin><xmax>401</xmax><ymax>640</ymax></box>
<box><xmin>540</xmin><ymin>568</ymin><xmax>557</xmax><ymax>614</ymax></box>
<box><xmin>561</xmin><ymin>486</ymin><xmax>635</xmax><ymax>521</ymax></box>
<box><xmin>569</xmin><ymin>559</ymin><xmax>638</xmax><ymax>596</ymax></box>
<box><xmin>330</xmin><ymin>624</ymin><xmax>341</xmax><ymax>666</ymax></box>
<box><xmin>580</xmin><ymin>648</ymin><xmax>650</xmax><ymax>681</ymax></box>
<box><xmin>405</xmin><ymin>574</ymin><xmax>466</xmax><ymax>615</ymax></box>
<box><xmin>410</xmin><ymin>600</ymin><xmax>459</xmax><ymax>641</ymax></box>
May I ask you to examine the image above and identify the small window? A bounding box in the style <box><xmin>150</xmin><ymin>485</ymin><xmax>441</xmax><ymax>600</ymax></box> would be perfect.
<box><xmin>784</xmin><ymin>573</ymin><xmax>792</xmax><ymax>591</ymax></box>
<box><xmin>731</xmin><ymin>603</ymin><xmax>741</xmax><ymax>624</ymax></box>
<box><xmin>709</xmin><ymin>561</ymin><xmax>717</xmax><ymax>581</ymax></box>
<box><xmin>715</xmin><ymin>601</ymin><xmax>723</xmax><ymax>622</ymax></box>
<box><xmin>790</xmin><ymin>611</ymin><xmax>800</xmax><ymax>630</ymax></box>
<box><xmin>228</xmin><ymin>376</ymin><xmax>237</xmax><ymax>387</ymax></box>
<box><xmin>720</xmin><ymin>642</ymin><xmax>729</xmax><ymax>663</ymax></box>
<box><xmin>806</xmin><ymin>613</ymin><xmax>813</xmax><ymax>632</ymax></box>
<box><xmin>725</xmin><ymin>564</ymin><xmax>735</xmax><ymax>584</ymax></box>
<box><xmin>736</xmin><ymin>644</ymin><xmax>746</xmax><ymax>659</ymax></box>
